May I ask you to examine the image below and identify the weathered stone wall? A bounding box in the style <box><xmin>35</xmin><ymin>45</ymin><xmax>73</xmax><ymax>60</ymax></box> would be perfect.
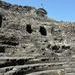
<box><xmin>0</xmin><ymin>1</ymin><xmax>75</xmax><ymax>75</ymax></box>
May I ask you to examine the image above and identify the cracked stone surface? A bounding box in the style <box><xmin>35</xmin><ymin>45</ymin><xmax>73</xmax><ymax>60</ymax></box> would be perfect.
<box><xmin>0</xmin><ymin>1</ymin><xmax>75</xmax><ymax>75</ymax></box>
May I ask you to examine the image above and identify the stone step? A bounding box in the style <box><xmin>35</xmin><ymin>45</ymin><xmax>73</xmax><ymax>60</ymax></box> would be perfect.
<box><xmin>4</xmin><ymin>70</ymin><xmax>16</xmax><ymax>75</ymax></box>
<box><xmin>26</xmin><ymin>69</ymin><xmax>64</xmax><ymax>75</ymax></box>
<box><xmin>0</xmin><ymin>56</ymin><xmax>74</xmax><ymax>69</ymax></box>
<box><xmin>0</xmin><ymin>56</ymin><xmax>67</xmax><ymax>66</ymax></box>
<box><xmin>63</xmin><ymin>62</ymin><xmax>75</xmax><ymax>69</ymax></box>
<box><xmin>0</xmin><ymin>57</ymin><xmax>33</xmax><ymax>60</ymax></box>
<box><xmin>58</xmin><ymin>57</ymin><xmax>66</xmax><ymax>62</ymax></box>
<box><xmin>66</xmin><ymin>73</ymin><xmax>75</xmax><ymax>75</ymax></box>
<box><xmin>71</xmin><ymin>56</ymin><xmax>75</xmax><ymax>61</ymax></box>
<box><xmin>0</xmin><ymin>62</ymin><xmax>65</xmax><ymax>73</ymax></box>
<box><xmin>0</xmin><ymin>66</ymin><xmax>14</xmax><ymax>73</ymax></box>
<box><xmin>72</xmin><ymin>55</ymin><xmax>75</xmax><ymax>58</ymax></box>
<box><xmin>0</xmin><ymin>53</ymin><xmax>7</xmax><ymax>57</ymax></box>
<box><xmin>65</xmin><ymin>68</ymin><xmax>75</xmax><ymax>73</ymax></box>
<box><xmin>0</xmin><ymin>73</ymin><xmax>4</xmax><ymax>75</ymax></box>
<box><xmin>63</xmin><ymin>64</ymin><xmax>70</xmax><ymax>68</ymax></box>
<box><xmin>70</xmin><ymin>62</ymin><xmax>75</xmax><ymax>67</ymax></box>
<box><xmin>71</xmin><ymin>58</ymin><xmax>75</xmax><ymax>61</ymax></box>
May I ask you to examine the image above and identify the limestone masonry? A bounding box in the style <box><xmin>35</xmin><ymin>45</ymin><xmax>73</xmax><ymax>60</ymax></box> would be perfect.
<box><xmin>0</xmin><ymin>1</ymin><xmax>75</xmax><ymax>75</ymax></box>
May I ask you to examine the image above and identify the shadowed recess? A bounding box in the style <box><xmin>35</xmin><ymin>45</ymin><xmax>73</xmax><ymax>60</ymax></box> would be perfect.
<box><xmin>26</xmin><ymin>24</ymin><xmax>33</xmax><ymax>34</ymax></box>
<box><xmin>39</xmin><ymin>26</ymin><xmax>47</xmax><ymax>36</ymax></box>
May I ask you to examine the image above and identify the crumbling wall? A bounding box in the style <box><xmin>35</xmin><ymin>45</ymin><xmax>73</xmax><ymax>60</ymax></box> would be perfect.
<box><xmin>0</xmin><ymin>1</ymin><xmax>75</xmax><ymax>75</ymax></box>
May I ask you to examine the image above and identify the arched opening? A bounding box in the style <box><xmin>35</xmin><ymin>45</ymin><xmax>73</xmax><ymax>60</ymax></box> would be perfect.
<box><xmin>39</xmin><ymin>26</ymin><xmax>47</xmax><ymax>36</ymax></box>
<box><xmin>26</xmin><ymin>24</ymin><xmax>33</xmax><ymax>34</ymax></box>
<box><xmin>0</xmin><ymin>14</ymin><xmax>2</xmax><ymax>27</ymax></box>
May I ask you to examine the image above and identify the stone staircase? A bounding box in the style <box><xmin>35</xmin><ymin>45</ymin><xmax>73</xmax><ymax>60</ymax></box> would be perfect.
<box><xmin>64</xmin><ymin>52</ymin><xmax>75</xmax><ymax>75</ymax></box>
<box><xmin>0</xmin><ymin>54</ymin><xmax>74</xmax><ymax>75</ymax></box>
<box><xmin>0</xmin><ymin>48</ymin><xmax>75</xmax><ymax>75</ymax></box>
<box><xmin>0</xmin><ymin>1</ymin><xmax>75</xmax><ymax>75</ymax></box>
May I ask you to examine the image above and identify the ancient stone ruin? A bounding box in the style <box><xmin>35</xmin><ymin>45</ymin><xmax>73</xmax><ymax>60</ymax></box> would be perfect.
<box><xmin>0</xmin><ymin>1</ymin><xmax>75</xmax><ymax>75</ymax></box>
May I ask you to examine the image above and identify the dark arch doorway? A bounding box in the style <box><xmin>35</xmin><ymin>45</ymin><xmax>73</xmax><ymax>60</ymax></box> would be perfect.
<box><xmin>26</xmin><ymin>24</ymin><xmax>33</xmax><ymax>34</ymax></box>
<box><xmin>39</xmin><ymin>26</ymin><xmax>47</xmax><ymax>36</ymax></box>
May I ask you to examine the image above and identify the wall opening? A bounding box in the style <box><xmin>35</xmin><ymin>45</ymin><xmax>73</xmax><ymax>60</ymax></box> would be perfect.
<box><xmin>39</xmin><ymin>26</ymin><xmax>47</xmax><ymax>36</ymax></box>
<box><xmin>26</xmin><ymin>24</ymin><xmax>33</xmax><ymax>34</ymax></box>
<box><xmin>0</xmin><ymin>15</ymin><xmax>2</xmax><ymax>27</ymax></box>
